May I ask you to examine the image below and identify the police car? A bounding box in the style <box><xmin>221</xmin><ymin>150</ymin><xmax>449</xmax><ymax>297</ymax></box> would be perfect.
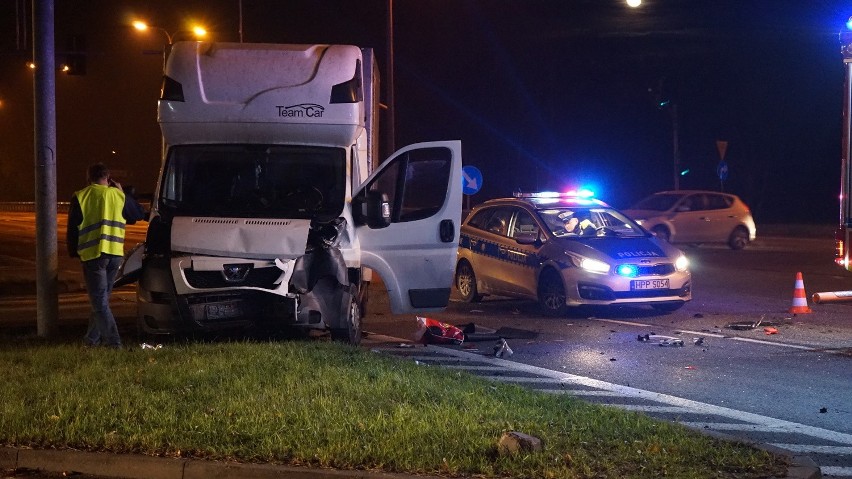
<box><xmin>456</xmin><ymin>192</ymin><xmax>691</xmax><ymax>315</ymax></box>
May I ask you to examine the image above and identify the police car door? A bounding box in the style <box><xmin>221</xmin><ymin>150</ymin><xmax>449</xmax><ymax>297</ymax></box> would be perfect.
<box><xmin>355</xmin><ymin>140</ymin><xmax>463</xmax><ymax>314</ymax></box>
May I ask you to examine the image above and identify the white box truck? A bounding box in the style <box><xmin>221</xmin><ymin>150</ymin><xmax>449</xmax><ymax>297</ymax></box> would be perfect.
<box><xmin>118</xmin><ymin>42</ymin><xmax>462</xmax><ymax>344</ymax></box>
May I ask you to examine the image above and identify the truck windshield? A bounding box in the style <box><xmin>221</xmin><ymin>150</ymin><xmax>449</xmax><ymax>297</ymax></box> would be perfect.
<box><xmin>159</xmin><ymin>144</ymin><xmax>346</xmax><ymax>219</ymax></box>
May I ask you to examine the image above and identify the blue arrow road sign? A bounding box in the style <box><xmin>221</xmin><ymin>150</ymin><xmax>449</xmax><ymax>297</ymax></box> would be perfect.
<box><xmin>717</xmin><ymin>161</ymin><xmax>728</xmax><ymax>181</ymax></box>
<box><xmin>462</xmin><ymin>165</ymin><xmax>483</xmax><ymax>195</ymax></box>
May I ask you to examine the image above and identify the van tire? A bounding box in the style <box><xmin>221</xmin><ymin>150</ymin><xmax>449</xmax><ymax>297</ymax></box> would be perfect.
<box><xmin>330</xmin><ymin>288</ymin><xmax>361</xmax><ymax>345</ymax></box>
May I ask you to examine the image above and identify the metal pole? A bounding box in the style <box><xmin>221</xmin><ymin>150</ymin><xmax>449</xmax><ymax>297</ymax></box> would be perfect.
<box><xmin>33</xmin><ymin>0</ymin><xmax>58</xmax><ymax>337</ymax></box>
<box><xmin>385</xmin><ymin>0</ymin><xmax>395</xmax><ymax>154</ymax></box>
<box><xmin>238</xmin><ymin>0</ymin><xmax>244</xmax><ymax>43</ymax></box>
<box><xmin>672</xmin><ymin>103</ymin><xmax>680</xmax><ymax>191</ymax></box>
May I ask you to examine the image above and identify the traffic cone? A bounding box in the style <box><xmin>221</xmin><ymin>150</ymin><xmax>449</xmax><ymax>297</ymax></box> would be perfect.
<box><xmin>789</xmin><ymin>272</ymin><xmax>812</xmax><ymax>314</ymax></box>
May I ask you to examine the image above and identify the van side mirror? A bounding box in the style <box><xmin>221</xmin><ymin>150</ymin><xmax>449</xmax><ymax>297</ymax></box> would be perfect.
<box><xmin>355</xmin><ymin>190</ymin><xmax>391</xmax><ymax>228</ymax></box>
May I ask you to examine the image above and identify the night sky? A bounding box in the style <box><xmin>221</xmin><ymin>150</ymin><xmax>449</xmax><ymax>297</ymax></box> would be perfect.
<box><xmin>0</xmin><ymin>0</ymin><xmax>849</xmax><ymax>222</ymax></box>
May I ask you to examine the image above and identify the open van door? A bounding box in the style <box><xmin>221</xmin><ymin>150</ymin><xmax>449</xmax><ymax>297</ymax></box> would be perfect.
<box><xmin>354</xmin><ymin>140</ymin><xmax>463</xmax><ymax>314</ymax></box>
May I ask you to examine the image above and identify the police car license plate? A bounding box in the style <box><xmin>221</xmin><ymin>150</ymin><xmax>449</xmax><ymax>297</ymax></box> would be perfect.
<box><xmin>631</xmin><ymin>279</ymin><xmax>669</xmax><ymax>290</ymax></box>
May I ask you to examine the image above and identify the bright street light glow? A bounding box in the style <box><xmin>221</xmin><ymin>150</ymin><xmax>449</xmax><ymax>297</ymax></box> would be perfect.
<box><xmin>192</xmin><ymin>26</ymin><xmax>207</xmax><ymax>37</ymax></box>
<box><xmin>626</xmin><ymin>0</ymin><xmax>642</xmax><ymax>7</ymax></box>
<box><xmin>132</xmin><ymin>21</ymin><xmax>148</xmax><ymax>31</ymax></box>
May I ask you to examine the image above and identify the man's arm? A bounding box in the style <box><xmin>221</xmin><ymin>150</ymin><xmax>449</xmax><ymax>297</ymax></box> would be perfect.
<box><xmin>122</xmin><ymin>190</ymin><xmax>147</xmax><ymax>225</ymax></box>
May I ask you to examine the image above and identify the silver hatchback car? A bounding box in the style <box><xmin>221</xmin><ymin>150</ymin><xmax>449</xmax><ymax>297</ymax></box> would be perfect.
<box><xmin>455</xmin><ymin>192</ymin><xmax>691</xmax><ymax>315</ymax></box>
<box><xmin>622</xmin><ymin>190</ymin><xmax>757</xmax><ymax>250</ymax></box>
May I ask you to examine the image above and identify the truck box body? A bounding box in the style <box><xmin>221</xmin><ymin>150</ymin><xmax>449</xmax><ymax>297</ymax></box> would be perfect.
<box><xmin>121</xmin><ymin>42</ymin><xmax>462</xmax><ymax>343</ymax></box>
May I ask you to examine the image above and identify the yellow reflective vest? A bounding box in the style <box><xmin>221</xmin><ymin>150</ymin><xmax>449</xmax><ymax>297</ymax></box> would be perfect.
<box><xmin>74</xmin><ymin>184</ymin><xmax>126</xmax><ymax>261</ymax></box>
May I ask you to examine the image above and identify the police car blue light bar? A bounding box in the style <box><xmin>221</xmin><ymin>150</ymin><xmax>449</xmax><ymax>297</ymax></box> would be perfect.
<box><xmin>514</xmin><ymin>189</ymin><xmax>595</xmax><ymax>199</ymax></box>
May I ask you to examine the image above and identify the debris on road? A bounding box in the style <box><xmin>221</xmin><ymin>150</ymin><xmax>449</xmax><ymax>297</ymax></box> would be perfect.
<box><xmin>414</xmin><ymin>317</ymin><xmax>464</xmax><ymax>345</ymax></box>
<box><xmin>763</xmin><ymin>327</ymin><xmax>779</xmax><ymax>335</ymax></box>
<box><xmin>693</xmin><ymin>337</ymin><xmax>705</xmax><ymax>346</ymax></box>
<box><xmin>493</xmin><ymin>338</ymin><xmax>513</xmax><ymax>358</ymax></box>
<box><xmin>638</xmin><ymin>333</ymin><xmax>685</xmax><ymax>347</ymax></box>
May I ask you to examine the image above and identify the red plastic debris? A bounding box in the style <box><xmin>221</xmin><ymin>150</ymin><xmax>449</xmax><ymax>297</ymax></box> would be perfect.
<box><xmin>414</xmin><ymin>316</ymin><xmax>465</xmax><ymax>345</ymax></box>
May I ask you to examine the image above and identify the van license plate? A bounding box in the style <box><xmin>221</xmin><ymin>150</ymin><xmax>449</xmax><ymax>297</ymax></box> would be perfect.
<box><xmin>206</xmin><ymin>303</ymin><xmax>242</xmax><ymax>320</ymax></box>
<box><xmin>631</xmin><ymin>279</ymin><xmax>669</xmax><ymax>290</ymax></box>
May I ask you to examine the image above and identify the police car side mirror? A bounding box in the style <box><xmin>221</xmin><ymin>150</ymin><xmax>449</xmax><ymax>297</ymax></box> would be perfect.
<box><xmin>355</xmin><ymin>190</ymin><xmax>391</xmax><ymax>229</ymax></box>
<box><xmin>514</xmin><ymin>232</ymin><xmax>538</xmax><ymax>245</ymax></box>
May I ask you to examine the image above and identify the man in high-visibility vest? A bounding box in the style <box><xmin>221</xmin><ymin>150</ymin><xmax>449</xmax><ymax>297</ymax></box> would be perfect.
<box><xmin>66</xmin><ymin>163</ymin><xmax>145</xmax><ymax>348</ymax></box>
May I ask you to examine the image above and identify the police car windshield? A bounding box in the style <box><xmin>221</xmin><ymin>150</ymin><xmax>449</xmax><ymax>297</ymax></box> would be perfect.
<box><xmin>159</xmin><ymin>144</ymin><xmax>346</xmax><ymax>219</ymax></box>
<box><xmin>539</xmin><ymin>208</ymin><xmax>646</xmax><ymax>238</ymax></box>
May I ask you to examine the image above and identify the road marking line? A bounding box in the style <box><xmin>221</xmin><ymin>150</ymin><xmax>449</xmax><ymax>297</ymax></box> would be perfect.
<box><xmin>539</xmin><ymin>389</ymin><xmax>623</xmax><ymax>397</ymax></box>
<box><xmin>768</xmin><ymin>444</ymin><xmax>852</xmax><ymax>455</ymax></box>
<box><xmin>679</xmin><ymin>422</ymin><xmax>790</xmax><ymax>433</ymax></box>
<box><xmin>607</xmin><ymin>405</ymin><xmax>693</xmax><ymax>413</ymax></box>
<box><xmin>820</xmin><ymin>466</ymin><xmax>852</xmax><ymax>477</ymax></box>
<box><xmin>406</xmin><ymin>355</ymin><xmax>491</xmax><ymax>363</ymax></box>
<box><xmin>428</xmin><ymin>346</ymin><xmax>852</xmax><ymax>446</ymax></box>
<box><xmin>442</xmin><ymin>365</ymin><xmax>504</xmax><ymax>372</ymax></box>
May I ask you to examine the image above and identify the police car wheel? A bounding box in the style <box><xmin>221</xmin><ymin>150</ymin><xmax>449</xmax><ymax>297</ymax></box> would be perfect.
<box><xmin>330</xmin><ymin>292</ymin><xmax>362</xmax><ymax>345</ymax></box>
<box><xmin>538</xmin><ymin>268</ymin><xmax>569</xmax><ymax>316</ymax></box>
<box><xmin>455</xmin><ymin>261</ymin><xmax>482</xmax><ymax>302</ymax></box>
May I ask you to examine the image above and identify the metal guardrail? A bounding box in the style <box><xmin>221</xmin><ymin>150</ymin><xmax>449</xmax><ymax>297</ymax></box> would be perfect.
<box><xmin>0</xmin><ymin>202</ymin><xmax>70</xmax><ymax>214</ymax></box>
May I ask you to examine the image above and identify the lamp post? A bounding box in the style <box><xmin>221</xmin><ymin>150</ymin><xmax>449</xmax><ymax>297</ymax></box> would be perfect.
<box><xmin>132</xmin><ymin>21</ymin><xmax>207</xmax><ymax>69</ymax></box>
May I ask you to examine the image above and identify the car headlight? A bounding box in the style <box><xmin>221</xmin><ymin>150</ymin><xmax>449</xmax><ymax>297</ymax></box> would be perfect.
<box><xmin>675</xmin><ymin>255</ymin><xmax>689</xmax><ymax>272</ymax></box>
<box><xmin>568</xmin><ymin>253</ymin><xmax>610</xmax><ymax>274</ymax></box>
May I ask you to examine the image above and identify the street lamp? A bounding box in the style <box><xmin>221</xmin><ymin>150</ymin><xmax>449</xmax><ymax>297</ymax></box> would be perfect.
<box><xmin>132</xmin><ymin>20</ymin><xmax>207</xmax><ymax>68</ymax></box>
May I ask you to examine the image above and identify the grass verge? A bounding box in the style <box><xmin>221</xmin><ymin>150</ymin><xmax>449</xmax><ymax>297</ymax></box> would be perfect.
<box><xmin>0</xmin><ymin>336</ymin><xmax>786</xmax><ymax>478</ymax></box>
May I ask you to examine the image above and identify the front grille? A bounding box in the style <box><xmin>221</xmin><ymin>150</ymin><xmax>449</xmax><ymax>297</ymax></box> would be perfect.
<box><xmin>631</xmin><ymin>263</ymin><xmax>675</xmax><ymax>275</ymax></box>
<box><xmin>183</xmin><ymin>267</ymin><xmax>283</xmax><ymax>289</ymax></box>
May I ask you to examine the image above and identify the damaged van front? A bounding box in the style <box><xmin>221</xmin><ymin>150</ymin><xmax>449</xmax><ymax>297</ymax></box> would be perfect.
<box><xmin>119</xmin><ymin>42</ymin><xmax>462</xmax><ymax>344</ymax></box>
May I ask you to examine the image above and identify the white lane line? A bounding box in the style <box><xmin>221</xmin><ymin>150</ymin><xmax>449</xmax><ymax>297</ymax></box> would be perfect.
<box><xmin>406</xmin><ymin>355</ymin><xmax>491</xmax><ymax>363</ymax></box>
<box><xmin>540</xmin><ymin>389</ymin><xmax>624</xmax><ymax>397</ymax></box>
<box><xmin>610</xmin><ymin>405</ymin><xmax>694</xmax><ymax>413</ymax></box>
<box><xmin>442</xmin><ymin>365</ymin><xmax>504</xmax><ymax>372</ymax></box>
<box><xmin>769</xmin><ymin>444</ymin><xmax>852</xmax><ymax>455</ymax></box>
<box><xmin>820</xmin><ymin>466</ymin><xmax>852</xmax><ymax>477</ymax></box>
<box><xmin>680</xmin><ymin>422</ymin><xmax>792</xmax><ymax>433</ymax></box>
<box><xmin>429</xmin><ymin>346</ymin><xmax>852</xmax><ymax>446</ymax></box>
<box><xmin>478</xmin><ymin>375</ymin><xmax>575</xmax><ymax>384</ymax></box>
<box><xmin>591</xmin><ymin>318</ymin><xmax>816</xmax><ymax>351</ymax></box>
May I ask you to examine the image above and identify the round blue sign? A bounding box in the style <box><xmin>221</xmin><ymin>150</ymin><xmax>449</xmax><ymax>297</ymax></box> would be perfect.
<box><xmin>717</xmin><ymin>161</ymin><xmax>729</xmax><ymax>181</ymax></box>
<box><xmin>462</xmin><ymin>165</ymin><xmax>483</xmax><ymax>195</ymax></box>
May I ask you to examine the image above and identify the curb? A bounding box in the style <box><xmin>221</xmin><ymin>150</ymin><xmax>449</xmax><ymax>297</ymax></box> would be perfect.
<box><xmin>1</xmin><ymin>440</ymin><xmax>821</xmax><ymax>479</ymax></box>
<box><xmin>1</xmin><ymin>447</ymin><xmax>448</xmax><ymax>479</ymax></box>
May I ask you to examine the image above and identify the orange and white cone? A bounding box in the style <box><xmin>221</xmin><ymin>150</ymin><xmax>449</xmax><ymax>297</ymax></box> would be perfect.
<box><xmin>789</xmin><ymin>272</ymin><xmax>812</xmax><ymax>314</ymax></box>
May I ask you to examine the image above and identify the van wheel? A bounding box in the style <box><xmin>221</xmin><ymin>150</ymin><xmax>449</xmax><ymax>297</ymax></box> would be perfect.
<box><xmin>455</xmin><ymin>261</ymin><xmax>482</xmax><ymax>302</ymax></box>
<box><xmin>330</xmin><ymin>290</ymin><xmax>361</xmax><ymax>345</ymax></box>
<box><xmin>652</xmin><ymin>226</ymin><xmax>671</xmax><ymax>243</ymax></box>
<box><xmin>728</xmin><ymin>227</ymin><xmax>749</xmax><ymax>250</ymax></box>
<box><xmin>538</xmin><ymin>268</ymin><xmax>569</xmax><ymax>316</ymax></box>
